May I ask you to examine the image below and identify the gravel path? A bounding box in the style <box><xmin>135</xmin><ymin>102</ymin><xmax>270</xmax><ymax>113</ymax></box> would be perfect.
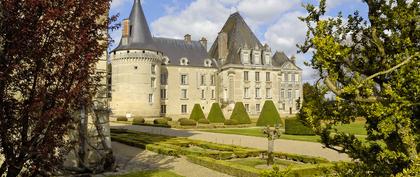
<box><xmin>97</xmin><ymin>142</ymin><xmax>232</xmax><ymax>177</ymax></box>
<box><xmin>111</xmin><ymin>123</ymin><xmax>350</xmax><ymax>162</ymax></box>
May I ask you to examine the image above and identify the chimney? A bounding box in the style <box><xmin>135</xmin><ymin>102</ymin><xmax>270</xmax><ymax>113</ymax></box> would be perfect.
<box><xmin>122</xmin><ymin>19</ymin><xmax>130</xmax><ymax>45</ymax></box>
<box><xmin>291</xmin><ymin>55</ymin><xmax>296</xmax><ymax>64</ymax></box>
<box><xmin>199</xmin><ymin>37</ymin><xmax>207</xmax><ymax>49</ymax></box>
<box><xmin>217</xmin><ymin>32</ymin><xmax>228</xmax><ymax>59</ymax></box>
<box><xmin>184</xmin><ymin>34</ymin><xmax>192</xmax><ymax>43</ymax></box>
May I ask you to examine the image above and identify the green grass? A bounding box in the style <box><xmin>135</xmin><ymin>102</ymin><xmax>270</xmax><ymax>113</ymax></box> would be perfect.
<box><xmin>200</xmin><ymin>122</ymin><xmax>366</xmax><ymax>143</ymax></box>
<box><xmin>109</xmin><ymin>170</ymin><xmax>183</xmax><ymax>177</ymax></box>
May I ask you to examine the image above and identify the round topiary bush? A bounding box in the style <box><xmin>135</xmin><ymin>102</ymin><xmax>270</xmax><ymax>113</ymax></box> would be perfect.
<box><xmin>132</xmin><ymin>117</ymin><xmax>145</xmax><ymax>125</ymax></box>
<box><xmin>285</xmin><ymin>118</ymin><xmax>315</xmax><ymax>135</ymax></box>
<box><xmin>116</xmin><ymin>116</ymin><xmax>128</xmax><ymax>121</ymax></box>
<box><xmin>256</xmin><ymin>100</ymin><xmax>282</xmax><ymax>126</ymax></box>
<box><xmin>198</xmin><ymin>119</ymin><xmax>210</xmax><ymax>124</ymax></box>
<box><xmin>208</xmin><ymin>103</ymin><xmax>225</xmax><ymax>123</ymax></box>
<box><xmin>154</xmin><ymin>118</ymin><xmax>169</xmax><ymax>125</ymax></box>
<box><xmin>224</xmin><ymin>119</ymin><xmax>239</xmax><ymax>125</ymax></box>
<box><xmin>189</xmin><ymin>104</ymin><xmax>206</xmax><ymax>121</ymax></box>
<box><xmin>230</xmin><ymin>102</ymin><xmax>251</xmax><ymax>124</ymax></box>
<box><xmin>179</xmin><ymin>118</ymin><xmax>197</xmax><ymax>126</ymax></box>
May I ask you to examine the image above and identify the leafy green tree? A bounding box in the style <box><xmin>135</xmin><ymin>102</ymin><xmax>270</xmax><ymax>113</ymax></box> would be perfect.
<box><xmin>189</xmin><ymin>104</ymin><xmax>205</xmax><ymax>121</ymax></box>
<box><xmin>298</xmin><ymin>0</ymin><xmax>419</xmax><ymax>176</ymax></box>
<box><xmin>257</xmin><ymin>101</ymin><xmax>281</xmax><ymax>126</ymax></box>
<box><xmin>230</xmin><ymin>102</ymin><xmax>251</xmax><ymax>124</ymax></box>
<box><xmin>208</xmin><ymin>103</ymin><xmax>225</xmax><ymax>123</ymax></box>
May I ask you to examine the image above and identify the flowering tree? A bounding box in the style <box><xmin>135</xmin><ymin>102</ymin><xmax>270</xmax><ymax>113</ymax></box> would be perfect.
<box><xmin>0</xmin><ymin>0</ymin><xmax>115</xmax><ymax>176</ymax></box>
<box><xmin>298</xmin><ymin>0</ymin><xmax>419</xmax><ymax>176</ymax></box>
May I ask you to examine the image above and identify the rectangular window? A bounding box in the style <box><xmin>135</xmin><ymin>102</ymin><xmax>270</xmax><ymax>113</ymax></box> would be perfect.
<box><xmin>151</xmin><ymin>64</ymin><xmax>156</xmax><ymax>75</ymax></box>
<box><xmin>266</xmin><ymin>88</ymin><xmax>271</xmax><ymax>98</ymax></box>
<box><xmin>244</xmin><ymin>87</ymin><xmax>250</xmax><ymax>98</ymax></box>
<box><xmin>295</xmin><ymin>89</ymin><xmax>300</xmax><ymax>99</ymax></box>
<box><xmin>256</xmin><ymin>88</ymin><xmax>260</xmax><ymax>98</ymax></box>
<box><xmin>211</xmin><ymin>75</ymin><xmax>215</xmax><ymax>85</ymax></box>
<box><xmin>245</xmin><ymin>104</ymin><xmax>250</xmax><ymax>112</ymax></box>
<box><xmin>282</xmin><ymin>103</ymin><xmax>286</xmax><ymax>110</ymax></box>
<box><xmin>288</xmin><ymin>74</ymin><xmax>292</xmax><ymax>82</ymax></box>
<box><xmin>181</xmin><ymin>105</ymin><xmax>187</xmax><ymax>114</ymax></box>
<box><xmin>284</xmin><ymin>73</ymin><xmax>288</xmax><ymax>82</ymax></box>
<box><xmin>281</xmin><ymin>89</ymin><xmax>285</xmax><ymax>99</ymax></box>
<box><xmin>181</xmin><ymin>89</ymin><xmax>188</xmax><ymax>99</ymax></box>
<box><xmin>291</xmin><ymin>74</ymin><xmax>295</xmax><ymax>82</ymax></box>
<box><xmin>255</xmin><ymin>72</ymin><xmax>260</xmax><ymax>82</ymax></box>
<box><xmin>181</xmin><ymin>74</ymin><xmax>188</xmax><ymax>85</ymax></box>
<box><xmin>160</xmin><ymin>73</ymin><xmax>168</xmax><ymax>85</ymax></box>
<box><xmin>160</xmin><ymin>89</ymin><xmax>167</xmax><ymax>100</ymax></box>
<box><xmin>200</xmin><ymin>74</ymin><xmax>206</xmax><ymax>86</ymax></box>
<box><xmin>161</xmin><ymin>105</ymin><xmax>167</xmax><ymax>114</ymax></box>
<box><xmin>295</xmin><ymin>74</ymin><xmax>299</xmax><ymax>82</ymax></box>
<box><xmin>266</xmin><ymin>72</ymin><xmax>271</xmax><ymax>82</ymax></box>
<box><xmin>288</xmin><ymin>89</ymin><xmax>292</xmax><ymax>99</ymax></box>
<box><xmin>244</xmin><ymin>71</ymin><xmax>249</xmax><ymax>81</ymax></box>
<box><xmin>256</xmin><ymin>104</ymin><xmax>261</xmax><ymax>112</ymax></box>
<box><xmin>211</xmin><ymin>89</ymin><xmax>215</xmax><ymax>99</ymax></box>
<box><xmin>151</xmin><ymin>78</ymin><xmax>155</xmax><ymax>88</ymax></box>
<box><xmin>201</xmin><ymin>89</ymin><xmax>205</xmax><ymax>99</ymax></box>
<box><xmin>148</xmin><ymin>94</ymin><xmax>153</xmax><ymax>103</ymax></box>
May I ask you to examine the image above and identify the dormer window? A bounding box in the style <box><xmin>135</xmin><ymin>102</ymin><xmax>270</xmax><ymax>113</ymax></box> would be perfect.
<box><xmin>180</xmin><ymin>58</ymin><xmax>189</xmax><ymax>66</ymax></box>
<box><xmin>204</xmin><ymin>59</ymin><xmax>212</xmax><ymax>67</ymax></box>
<box><xmin>264</xmin><ymin>52</ymin><xmax>271</xmax><ymax>65</ymax></box>
<box><xmin>252</xmin><ymin>50</ymin><xmax>261</xmax><ymax>65</ymax></box>
<box><xmin>162</xmin><ymin>57</ymin><xmax>169</xmax><ymax>65</ymax></box>
<box><xmin>241</xmin><ymin>49</ymin><xmax>250</xmax><ymax>64</ymax></box>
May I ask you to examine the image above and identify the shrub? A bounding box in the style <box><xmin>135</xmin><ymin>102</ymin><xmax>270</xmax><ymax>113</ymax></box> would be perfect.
<box><xmin>256</xmin><ymin>100</ymin><xmax>281</xmax><ymax>126</ymax></box>
<box><xmin>154</xmin><ymin>118</ymin><xmax>169</xmax><ymax>125</ymax></box>
<box><xmin>179</xmin><ymin>118</ymin><xmax>197</xmax><ymax>126</ymax></box>
<box><xmin>230</xmin><ymin>102</ymin><xmax>251</xmax><ymax>124</ymax></box>
<box><xmin>224</xmin><ymin>119</ymin><xmax>239</xmax><ymax>125</ymax></box>
<box><xmin>163</xmin><ymin>117</ymin><xmax>172</xmax><ymax>121</ymax></box>
<box><xmin>285</xmin><ymin>118</ymin><xmax>315</xmax><ymax>135</ymax></box>
<box><xmin>189</xmin><ymin>104</ymin><xmax>206</xmax><ymax>121</ymax></box>
<box><xmin>198</xmin><ymin>119</ymin><xmax>210</xmax><ymax>124</ymax></box>
<box><xmin>116</xmin><ymin>116</ymin><xmax>128</xmax><ymax>121</ymax></box>
<box><xmin>132</xmin><ymin>117</ymin><xmax>145</xmax><ymax>125</ymax></box>
<box><xmin>208</xmin><ymin>103</ymin><xmax>225</xmax><ymax>123</ymax></box>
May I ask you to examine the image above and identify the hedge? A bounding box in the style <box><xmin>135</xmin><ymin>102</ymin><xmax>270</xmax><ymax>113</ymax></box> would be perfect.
<box><xmin>163</xmin><ymin>117</ymin><xmax>173</xmax><ymax>121</ymax></box>
<box><xmin>230</xmin><ymin>102</ymin><xmax>251</xmax><ymax>124</ymax></box>
<box><xmin>132</xmin><ymin>117</ymin><xmax>145</xmax><ymax>125</ymax></box>
<box><xmin>272</xmin><ymin>152</ymin><xmax>329</xmax><ymax>164</ymax></box>
<box><xmin>198</xmin><ymin>119</ymin><xmax>210</xmax><ymax>124</ymax></box>
<box><xmin>154</xmin><ymin>118</ymin><xmax>169</xmax><ymax>125</ymax></box>
<box><xmin>179</xmin><ymin>118</ymin><xmax>197</xmax><ymax>126</ymax></box>
<box><xmin>256</xmin><ymin>100</ymin><xmax>282</xmax><ymax>126</ymax></box>
<box><xmin>285</xmin><ymin>118</ymin><xmax>315</xmax><ymax>135</ymax></box>
<box><xmin>224</xmin><ymin>119</ymin><xmax>239</xmax><ymax>125</ymax></box>
<box><xmin>208</xmin><ymin>103</ymin><xmax>225</xmax><ymax>123</ymax></box>
<box><xmin>189</xmin><ymin>104</ymin><xmax>206</xmax><ymax>121</ymax></box>
<box><xmin>116</xmin><ymin>116</ymin><xmax>128</xmax><ymax>121</ymax></box>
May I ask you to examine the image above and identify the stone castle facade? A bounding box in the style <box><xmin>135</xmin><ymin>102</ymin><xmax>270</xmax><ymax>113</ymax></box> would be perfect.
<box><xmin>110</xmin><ymin>0</ymin><xmax>303</xmax><ymax>119</ymax></box>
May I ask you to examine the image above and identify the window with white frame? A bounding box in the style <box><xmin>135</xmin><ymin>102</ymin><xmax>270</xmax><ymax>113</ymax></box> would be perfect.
<box><xmin>181</xmin><ymin>105</ymin><xmax>187</xmax><ymax>114</ymax></box>
<box><xmin>288</xmin><ymin>89</ymin><xmax>292</xmax><ymax>99</ymax></box>
<box><xmin>256</xmin><ymin>104</ymin><xmax>261</xmax><ymax>112</ymax></box>
<box><xmin>201</xmin><ymin>89</ymin><xmax>205</xmax><ymax>99</ymax></box>
<box><xmin>295</xmin><ymin>74</ymin><xmax>299</xmax><ymax>82</ymax></box>
<box><xmin>161</xmin><ymin>105</ymin><xmax>167</xmax><ymax>114</ymax></box>
<box><xmin>295</xmin><ymin>89</ymin><xmax>300</xmax><ymax>99</ymax></box>
<box><xmin>255</xmin><ymin>72</ymin><xmax>260</xmax><ymax>82</ymax></box>
<box><xmin>281</xmin><ymin>89</ymin><xmax>285</xmax><ymax>99</ymax></box>
<box><xmin>211</xmin><ymin>75</ymin><xmax>215</xmax><ymax>85</ymax></box>
<box><xmin>266</xmin><ymin>88</ymin><xmax>271</xmax><ymax>98</ymax></box>
<box><xmin>291</xmin><ymin>74</ymin><xmax>295</xmax><ymax>82</ymax></box>
<box><xmin>151</xmin><ymin>78</ymin><xmax>155</xmax><ymax>88</ymax></box>
<box><xmin>181</xmin><ymin>89</ymin><xmax>188</xmax><ymax>99</ymax></box>
<box><xmin>245</xmin><ymin>104</ymin><xmax>250</xmax><ymax>112</ymax></box>
<box><xmin>211</xmin><ymin>89</ymin><xmax>215</xmax><ymax>99</ymax></box>
<box><xmin>244</xmin><ymin>71</ymin><xmax>249</xmax><ymax>81</ymax></box>
<box><xmin>160</xmin><ymin>73</ymin><xmax>168</xmax><ymax>85</ymax></box>
<box><xmin>151</xmin><ymin>64</ymin><xmax>156</xmax><ymax>74</ymax></box>
<box><xmin>266</xmin><ymin>72</ymin><xmax>271</xmax><ymax>82</ymax></box>
<box><xmin>244</xmin><ymin>87</ymin><xmax>250</xmax><ymax>98</ymax></box>
<box><xmin>256</xmin><ymin>88</ymin><xmax>261</xmax><ymax>98</ymax></box>
<box><xmin>283</xmin><ymin>73</ymin><xmax>288</xmax><ymax>82</ymax></box>
<box><xmin>160</xmin><ymin>89</ymin><xmax>167</xmax><ymax>100</ymax></box>
<box><xmin>181</xmin><ymin>74</ymin><xmax>188</xmax><ymax>85</ymax></box>
<box><xmin>148</xmin><ymin>94</ymin><xmax>153</xmax><ymax>103</ymax></box>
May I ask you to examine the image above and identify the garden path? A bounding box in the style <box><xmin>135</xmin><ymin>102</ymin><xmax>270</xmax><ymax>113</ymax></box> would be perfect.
<box><xmin>96</xmin><ymin>141</ymin><xmax>232</xmax><ymax>177</ymax></box>
<box><xmin>110</xmin><ymin>123</ymin><xmax>350</xmax><ymax>162</ymax></box>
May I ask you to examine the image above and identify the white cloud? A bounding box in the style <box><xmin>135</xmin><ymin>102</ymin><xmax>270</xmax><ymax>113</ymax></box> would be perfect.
<box><xmin>237</xmin><ymin>0</ymin><xmax>300</xmax><ymax>23</ymax></box>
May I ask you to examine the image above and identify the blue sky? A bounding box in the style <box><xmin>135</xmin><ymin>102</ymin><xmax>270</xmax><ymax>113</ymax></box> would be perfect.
<box><xmin>109</xmin><ymin>0</ymin><xmax>368</xmax><ymax>83</ymax></box>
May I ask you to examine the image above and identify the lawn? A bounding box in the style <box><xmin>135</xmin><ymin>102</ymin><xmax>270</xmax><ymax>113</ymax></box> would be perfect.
<box><xmin>199</xmin><ymin>122</ymin><xmax>367</xmax><ymax>143</ymax></box>
<box><xmin>109</xmin><ymin>170</ymin><xmax>183</xmax><ymax>177</ymax></box>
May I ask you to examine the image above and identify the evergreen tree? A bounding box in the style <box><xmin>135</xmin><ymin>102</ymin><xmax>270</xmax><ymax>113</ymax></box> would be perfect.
<box><xmin>189</xmin><ymin>104</ymin><xmax>205</xmax><ymax>121</ymax></box>
<box><xmin>257</xmin><ymin>101</ymin><xmax>281</xmax><ymax>126</ymax></box>
<box><xmin>230</xmin><ymin>102</ymin><xmax>251</xmax><ymax>124</ymax></box>
<box><xmin>208</xmin><ymin>103</ymin><xmax>226</xmax><ymax>123</ymax></box>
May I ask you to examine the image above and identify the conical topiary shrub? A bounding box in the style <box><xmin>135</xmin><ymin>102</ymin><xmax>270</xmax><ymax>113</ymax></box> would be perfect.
<box><xmin>256</xmin><ymin>100</ymin><xmax>281</xmax><ymax>126</ymax></box>
<box><xmin>208</xmin><ymin>103</ymin><xmax>225</xmax><ymax>123</ymax></box>
<box><xmin>230</xmin><ymin>102</ymin><xmax>251</xmax><ymax>124</ymax></box>
<box><xmin>189</xmin><ymin>104</ymin><xmax>205</xmax><ymax>121</ymax></box>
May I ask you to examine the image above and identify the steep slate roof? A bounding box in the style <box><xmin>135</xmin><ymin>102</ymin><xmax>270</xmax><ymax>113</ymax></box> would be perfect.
<box><xmin>209</xmin><ymin>12</ymin><xmax>263</xmax><ymax>65</ymax></box>
<box><xmin>273</xmin><ymin>51</ymin><xmax>302</xmax><ymax>70</ymax></box>
<box><xmin>153</xmin><ymin>37</ymin><xmax>213</xmax><ymax>67</ymax></box>
<box><xmin>113</xmin><ymin>0</ymin><xmax>158</xmax><ymax>51</ymax></box>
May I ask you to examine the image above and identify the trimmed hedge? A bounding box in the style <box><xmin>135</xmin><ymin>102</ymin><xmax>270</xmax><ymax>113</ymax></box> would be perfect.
<box><xmin>116</xmin><ymin>116</ymin><xmax>128</xmax><ymax>121</ymax></box>
<box><xmin>285</xmin><ymin>118</ymin><xmax>315</xmax><ymax>135</ymax></box>
<box><xmin>208</xmin><ymin>103</ymin><xmax>225</xmax><ymax>123</ymax></box>
<box><xmin>198</xmin><ymin>119</ymin><xmax>210</xmax><ymax>124</ymax></box>
<box><xmin>132</xmin><ymin>117</ymin><xmax>145</xmax><ymax>125</ymax></box>
<box><xmin>154</xmin><ymin>118</ymin><xmax>169</xmax><ymax>125</ymax></box>
<box><xmin>163</xmin><ymin>117</ymin><xmax>173</xmax><ymax>121</ymax></box>
<box><xmin>273</xmin><ymin>152</ymin><xmax>329</xmax><ymax>164</ymax></box>
<box><xmin>179</xmin><ymin>118</ymin><xmax>197</xmax><ymax>126</ymax></box>
<box><xmin>189</xmin><ymin>104</ymin><xmax>206</xmax><ymax>121</ymax></box>
<box><xmin>256</xmin><ymin>100</ymin><xmax>282</xmax><ymax>126</ymax></box>
<box><xmin>224</xmin><ymin>119</ymin><xmax>239</xmax><ymax>125</ymax></box>
<box><xmin>230</xmin><ymin>102</ymin><xmax>251</xmax><ymax>124</ymax></box>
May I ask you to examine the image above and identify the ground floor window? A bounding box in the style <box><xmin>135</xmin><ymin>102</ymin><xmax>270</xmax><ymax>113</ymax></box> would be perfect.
<box><xmin>282</xmin><ymin>103</ymin><xmax>286</xmax><ymax>110</ymax></box>
<box><xmin>148</xmin><ymin>94</ymin><xmax>153</xmax><ymax>103</ymax></box>
<box><xmin>161</xmin><ymin>105</ymin><xmax>167</xmax><ymax>114</ymax></box>
<box><xmin>181</xmin><ymin>105</ymin><xmax>187</xmax><ymax>114</ymax></box>
<box><xmin>256</xmin><ymin>104</ymin><xmax>261</xmax><ymax>112</ymax></box>
<box><xmin>245</xmin><ymin>104</ymin><xmax>250</xmax><ymax>112</ymax></box>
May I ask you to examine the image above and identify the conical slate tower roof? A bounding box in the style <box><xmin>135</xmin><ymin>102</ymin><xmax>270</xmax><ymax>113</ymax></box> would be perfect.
<box><xmin>209</xmin><ymin>12</ymin><xmax>263</xmax><ymax>65</ymax></box>
<box><xmin>113</xmin><ymin>0</ymin><xmax>158</xmax><ymax>51</ymax></box>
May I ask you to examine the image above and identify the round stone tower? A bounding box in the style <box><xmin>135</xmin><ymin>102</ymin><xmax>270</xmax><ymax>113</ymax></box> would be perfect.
<box><xmin>110</xmin><ymin>0</ymin><xmax>162</xmax><ymax>117</ymax></box>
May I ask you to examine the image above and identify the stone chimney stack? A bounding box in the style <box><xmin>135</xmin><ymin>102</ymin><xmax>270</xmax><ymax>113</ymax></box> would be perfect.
<box><xmin>122</xmin><ymin>19</ymin><xmax>130</xmax><ymax>45</ymax></box>
<box><xmin>217</xmin><ymin>32</ymin><xmax>228</xmax><ymax>59</ymax></box>
<box><xmin>291</xmin><ymin>55</ymin><xmax>296</xmax><ymax>64</ymax></box>
<box><xmin>199</xmin><ymin>37</ymin><xmax>207</xmax><ymax>49</ymax></box>
<box><xmin>184</xmin><ymin>34</ymin><xmax>192</xmax><ymax>43</ymax></box>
